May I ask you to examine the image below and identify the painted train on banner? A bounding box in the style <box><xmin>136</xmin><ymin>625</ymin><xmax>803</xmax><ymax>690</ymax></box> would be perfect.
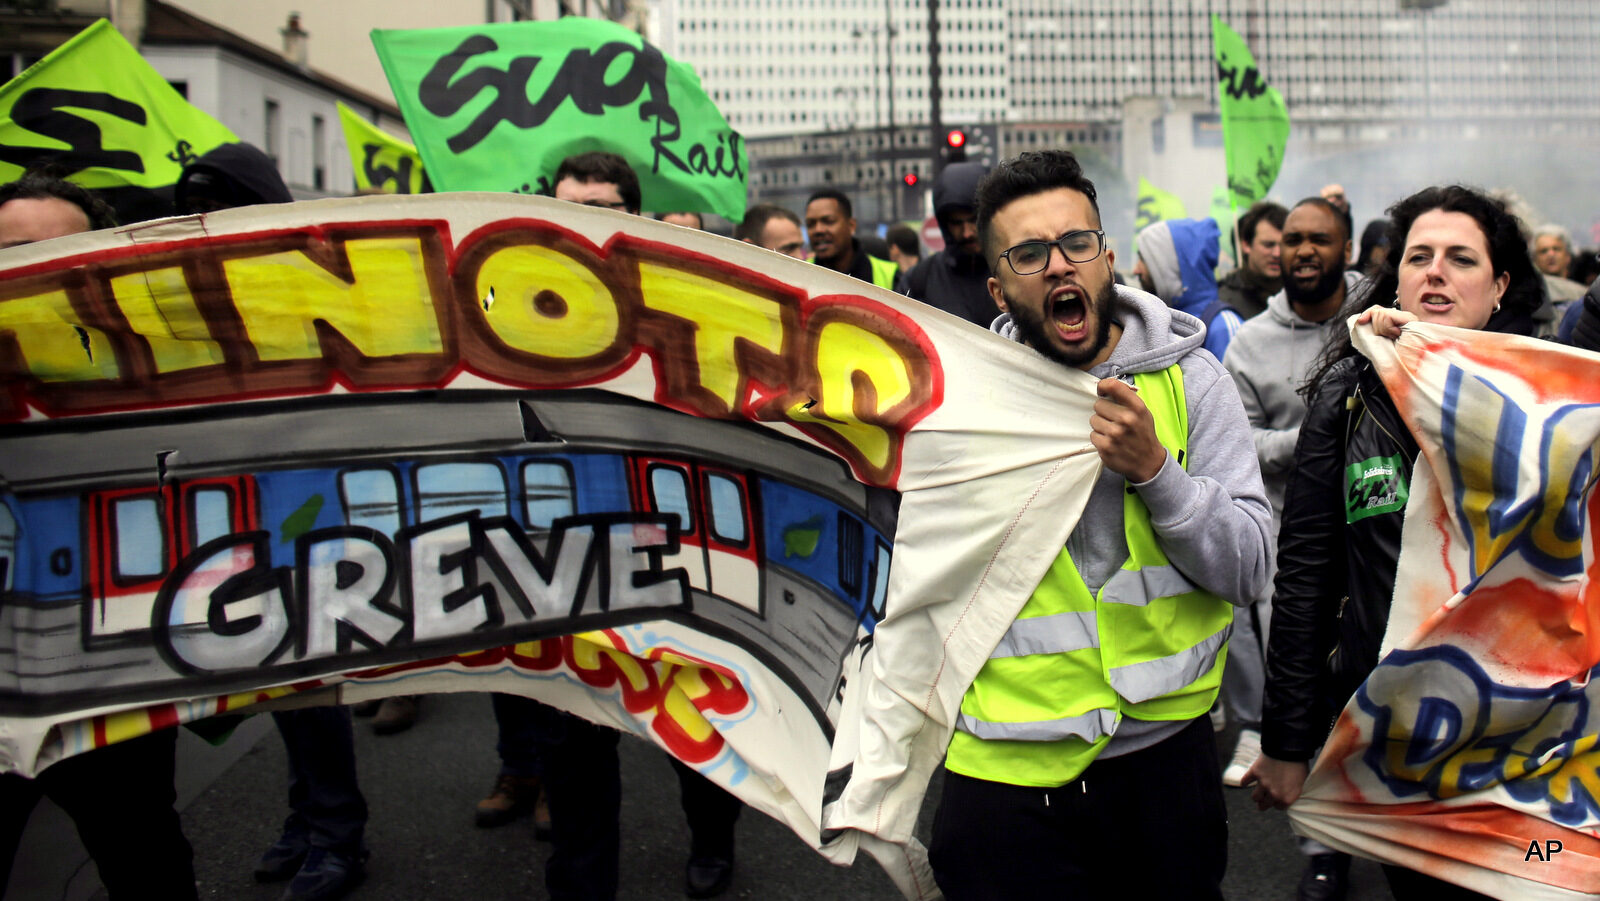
<box><xmin>0</xmin><ymin>199</ymin><xmax>933</xmax><ymax>750</ymax></box>
<box><xmin>0</xmin><ymin>390</ymin><xmax>894</xmax><ymax>735</ymax></box>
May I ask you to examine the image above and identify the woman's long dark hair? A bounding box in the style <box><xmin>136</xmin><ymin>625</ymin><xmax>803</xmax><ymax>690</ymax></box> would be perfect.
<box><xmin>1356</xmin><ymin>218</ymin><xmax>1389</xmax><ymax>276</ymax></box>
<box><xmin>1301</xmin><ymin>185</ymin><xmax>1541</xmax><ymax>399</ymax></box>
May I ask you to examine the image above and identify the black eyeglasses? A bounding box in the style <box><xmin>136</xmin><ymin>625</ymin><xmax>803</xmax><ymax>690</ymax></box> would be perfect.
<box><xmin>997</xmin><ymin>230</ymin><xmax>1106</xmax><ymax>275</ymax></box>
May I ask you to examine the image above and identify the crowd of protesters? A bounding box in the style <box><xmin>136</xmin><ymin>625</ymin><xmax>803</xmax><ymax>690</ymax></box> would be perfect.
<box><xmin>0</xmin><ymin>145</ymin><xmax>1595</xmax><ymax>901</ymax></box>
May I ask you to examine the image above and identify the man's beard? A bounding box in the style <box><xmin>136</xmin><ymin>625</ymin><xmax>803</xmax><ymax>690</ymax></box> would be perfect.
<box><xmin>1008</xmin><ymin>279</ymin><xmax>1118</xmax><ymax>369</ymax></box>
<box><xmin>816</xmin><ymin>233</ymin><xmax>856</xmax><ymax>269</ymax></box>
<box><xmin>1136</xmin><ymin>269</ymin><xmax>1157</xmax><ymax>296</ymax></box>
<box><xmin>1283</xmin><ymin>265</ymin><xmax>1345</xmax><ymax>307</ymax></box>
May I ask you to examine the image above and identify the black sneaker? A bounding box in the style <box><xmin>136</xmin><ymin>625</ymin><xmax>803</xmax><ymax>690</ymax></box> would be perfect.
<box><xmin>253</xmin><ymin>831</ymin><xmax>309</xmax><ymax>883</ymax></box>
<box><xmin>1297</xmin><ymin>852</ymin><xmax>1351</xmax><ymax>901</ymax></box>
<box><xmin>283</xmin><ymin>847</ymin><xmax>367</xmax><ymax>901</ymax></box>
<box><xmin>685</xmin><ymin>854</ymin><xmax>733</xmax><ymax>899</ymax></box>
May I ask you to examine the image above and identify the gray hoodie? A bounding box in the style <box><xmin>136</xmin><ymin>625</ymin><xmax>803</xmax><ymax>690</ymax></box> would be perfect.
<box><xmin>993</xmin><ymin>285</ymin><xmax>1273</xmax><ymax>756</ymax></box>
<box><xmin>1222</xmin><ymin>270</ymin><xmax>1364</xmax><ymax>523</ymax></box>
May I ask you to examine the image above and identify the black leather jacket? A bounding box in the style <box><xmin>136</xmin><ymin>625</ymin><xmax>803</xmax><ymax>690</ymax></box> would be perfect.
<box><xmin>1260</xmin><ymin>356</ymin><xmax>1418</xmax><ymax>762</ymax></box>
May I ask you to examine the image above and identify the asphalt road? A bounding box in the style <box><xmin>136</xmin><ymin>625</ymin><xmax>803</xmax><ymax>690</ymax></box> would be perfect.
<box><xmin>8</xmin><ymin>691</ymin><xmax>1398</xmax><ymax>900</ymax></box>
<box><xmin>163</xmin><ymin>694</ymin><xmax>1396</xmax><ymax>901</ymax></box>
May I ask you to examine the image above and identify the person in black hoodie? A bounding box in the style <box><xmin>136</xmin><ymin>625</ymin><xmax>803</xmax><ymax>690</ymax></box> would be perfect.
<box><xmin>177</xmin><ymin>143</ymin><xmax>371</xmax><ymax>901</ymax></box>
<box><xmin>905</xmin><ymin>161</ymin><xmax>994</xmax><ymax>327</ymax></box>
<box><xmin>176</xmin><ymin>142</ymin><xmax>295</xmax><ymax>211</ymax></box>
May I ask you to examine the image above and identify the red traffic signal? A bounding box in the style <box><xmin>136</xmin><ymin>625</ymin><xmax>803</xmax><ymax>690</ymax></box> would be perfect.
<box><xmin>903</xmin><ymin>172</ymin><xmax>919</xmax><ymax>187</ymax></box>
<box><xmin>946</xmin><ymin>129</ymin><xmax>967</xmax><ymax>149</ymax></box>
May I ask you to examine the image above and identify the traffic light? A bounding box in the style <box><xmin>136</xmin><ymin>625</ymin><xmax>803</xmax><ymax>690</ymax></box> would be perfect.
<box><xmin>944</xmin><ymin>125</ymin><xmax>997</xmax><ymax>170</ymax></box>
<box><xmin>903</xmin><ymin>172</ymin><xmax>919</xmax><ymax>187</ymax></box>
<box><xmin>944</xmin><ymin>128</ymin><xmax>968</xmax><ymax>163</ymax></box>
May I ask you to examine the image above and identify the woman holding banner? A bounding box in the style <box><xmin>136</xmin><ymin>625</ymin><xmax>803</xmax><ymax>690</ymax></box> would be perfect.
<box><xmin>1244</xmin><ymin>185</ymin><xmax>1540</xmax><ymax>901</ymax></box>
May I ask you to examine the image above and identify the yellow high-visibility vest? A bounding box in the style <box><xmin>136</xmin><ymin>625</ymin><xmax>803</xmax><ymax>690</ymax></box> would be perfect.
<box><xmin>808</xmin><ymin>251</ymin><xmax>898</xmax><ymax>290</ymax></box>
<box><xmin>946</xmin><ymin>364</ymin><xmax>1234</xmax><ymax>787</ymax></box>
<box><xmin>867</xmin><ymin>254</ymin><xmax>898</xmax><ymax>290</ymax></box>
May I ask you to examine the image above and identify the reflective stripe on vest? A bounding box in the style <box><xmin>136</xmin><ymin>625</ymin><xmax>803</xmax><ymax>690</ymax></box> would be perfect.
<box><xmin>946</xmin><ymin>364</ymin><xmax>1235</xmax><ymax>787</ymax></box>
<box><xmin>1100</xmin><ymin>563</ymin><xmax>1200</xmax><ymax>607</ymax></box>
<box><xmin>955</xmin><ymin>707</ymin><xmax>1118</xmax><ymax>743</ymax></box>
<box><xmin>1108</xmin><ymin>620</ymin><xmax>1232</xmax><ymax>704</ymax></box>
<box><xmin>988</xmin><ymin>610</ymin><xmax>1098</xmax><ymax>658</ymax></box>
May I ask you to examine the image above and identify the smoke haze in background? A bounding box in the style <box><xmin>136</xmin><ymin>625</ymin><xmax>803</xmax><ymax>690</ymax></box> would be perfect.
<box><xmin>1276</xmin><ymin>139</ymin><xmax>1599</xmax><ymax>247</ymax></box>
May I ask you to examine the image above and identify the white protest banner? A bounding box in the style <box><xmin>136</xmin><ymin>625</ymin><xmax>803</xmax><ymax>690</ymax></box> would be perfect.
<box><xmin>0</xmin><ymin>193</ymin><xmax>1105</xmax><ymax>897</ymax></box>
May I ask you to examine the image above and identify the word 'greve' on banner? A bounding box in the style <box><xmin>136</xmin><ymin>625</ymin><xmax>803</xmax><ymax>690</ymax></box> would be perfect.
<box><xmin>1212</xmin><ymin>15</ymin><xmax>1290</xmax><ymax>214</ymax></box>
<box><xmin>370</xmin><ymin>17</ymin><xmax>747</xmax><ymax>221</ymax></box>
<box><xmin>336</xmin><ymin>101</ymin><xmax>429</xmax><ymax>195</ymax></box>
<box><xmin>0</xmin><ymin>18</ymin><xmax>237</xmax><ymax>219</ymax></box>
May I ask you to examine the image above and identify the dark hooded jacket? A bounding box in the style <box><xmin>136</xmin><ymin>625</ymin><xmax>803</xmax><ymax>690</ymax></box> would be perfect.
<box><xmin>1558</xmin><ymin>276</ymin><xmax>1600</xmax><ymax>349</ymax></box>
<box><xmin>1215</xmin><ymin>265</ymin><xmax>1278</xmax><ymax>320</ymax></box>
<box><xmin>906</xmin><ymin>161</ymin><xmax>994</xmax><ymax>328</ymax></box>
<box><xmin>174</xmin><ymin>143</ymin><xmax>293</xmax><ymax>212</ymax></box>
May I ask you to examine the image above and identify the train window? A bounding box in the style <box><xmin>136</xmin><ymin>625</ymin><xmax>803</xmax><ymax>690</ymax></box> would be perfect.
<box><xmin>704</xmin><ymin>473</ymin><xmax>747</xmax><ymax>545</ymax></box>
<box><xmin>837</xmin><ymin>513</ymin><xmax>863</xmax><ymax>597</ymax></box>
<box><xmin>191</xmin><ymin>488</ymin><xmax>232</xmax><ymax>546</ymax></box>
<box><xmin>341</xmin><ymin>469</ymin><xmax>402</xmax><ymax>534</ymax></box>
<box><xmin>113</xmin><ymin>495</ymin><xmax>165</xmax><ymax>579</ymax></box>
<box><xmin>522</xmin><ymin>461</ymin><xmax>575</xmax><ymax>530</ymax></box>
<box><xmin>649</xmin><ymin>465</ymin><xmax>694</xmax><ymax>535</ymax></box>
<box><xmin>416</xmin><ymin>462</ymin><xmax>507</xmax><ymax>522</ymax></box>
<box><xmin>0</xmin><ymin>502</ymin><xmax>14</xmax><ymax>591</ymax></box>
<box><xmin>869</xmin><ymin>540</ymin><xmax>891</xmax><ymax>621</ymax></box>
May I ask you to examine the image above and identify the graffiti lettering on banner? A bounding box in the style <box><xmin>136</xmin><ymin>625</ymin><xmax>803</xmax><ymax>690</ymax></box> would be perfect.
<box><xmin>1288</xmin><ymin>323</ymin><xmax>1600</xmax><ymax>900</ymax></box>
<box><xmin>0</xmin><ymin>218</ymin><xmax>936</xmax><ymax>483</ymax></box>
<box><xmin>0</xmin><ymin>195</ymin><xmax>929</xmax><ymax>766</ymax></box>
<box><xmin>156</xmin><ymin>512</ymin><xmax>688</xmax><ymax>676</ymax></box>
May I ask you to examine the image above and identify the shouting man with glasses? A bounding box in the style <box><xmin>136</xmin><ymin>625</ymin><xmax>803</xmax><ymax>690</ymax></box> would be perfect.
<box><xmin>928</xmin><ymin>151</ymin><xmax>1272</xmax><ymax>900</ymax></box>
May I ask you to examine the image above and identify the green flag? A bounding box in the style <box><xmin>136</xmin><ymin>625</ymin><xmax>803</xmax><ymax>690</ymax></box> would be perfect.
<box><xmin>1213</xmin><ymin>16</ymin><xmax>1289</xmax><ymax>213</ymax></box>
<box><xmin>337</xmin><ymin>102</ymin><xmax>428</xmax><ymax>194</ymax></box>
<box><xmin>371</xmin><ymin>19</ymin><xmax>747</xmax><ymax>220</ymax></box>
<box><xmin>1133</xmin><ymin>177</ymin><xmax>1186</xmax><ymax>258</ymax></box>
<box><xmin>0</xmin><ymin>19</ymin><xmax>237</xmax><ymax>193</ymax></box>
<box><xmin>1135</xmin><ymin>176</ymin><xmax>1186</xmax><ymax>233</ymax></box>
<box><xmin>1208</xmin><ymin>184</ymin><xmax>1234</xmax><ymax>232</ymax></box>
<box><xmin>1209</xmin><ymin>184</ymin><xmax>1239</xmax><ymax>263</ymax></box>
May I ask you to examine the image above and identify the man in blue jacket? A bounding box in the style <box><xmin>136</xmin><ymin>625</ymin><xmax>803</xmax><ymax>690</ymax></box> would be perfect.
<box><xmin>1133</xmin><ymin>217</ymin><xmax>1240</xmax><ymax>362</ymax></box>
